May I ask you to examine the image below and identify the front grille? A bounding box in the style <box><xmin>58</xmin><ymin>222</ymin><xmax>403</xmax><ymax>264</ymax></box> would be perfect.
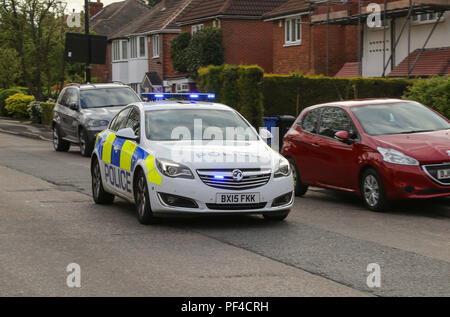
<box><xmin>422</xmin><ymin>163</ymin><xmax>450</xmax><ymax>186</ymax></box>
<box><xmin>206</xmin><ymin>203</ymin><xmax>267</xmax><ymax>210</ymax></box>
<box><xmin>197</xmin><ymin>169</ymin><xmax>271</xmax><ymax>190</ymax></box>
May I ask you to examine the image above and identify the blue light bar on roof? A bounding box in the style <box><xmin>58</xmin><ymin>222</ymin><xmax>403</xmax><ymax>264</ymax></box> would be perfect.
<box><xmin>141</xmin><ymin>93</ymin><xmax>216</xmax><ymax>101</ymax></box>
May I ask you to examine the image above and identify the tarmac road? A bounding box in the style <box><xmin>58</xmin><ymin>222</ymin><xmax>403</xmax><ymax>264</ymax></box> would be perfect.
<box><xmin>0</xmin><ymin>132</ymin><xmax>449</xmax><ymax>297</ymax></box>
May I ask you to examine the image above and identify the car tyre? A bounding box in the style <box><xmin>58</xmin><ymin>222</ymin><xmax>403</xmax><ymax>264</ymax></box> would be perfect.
<box><xmin>91</xmin><ymin>158</ymin><xmax>115</xmax><ymax>204</ymax></box>
<box><xmin>79</xmin><ymin>128</ymin><xmax>93</xmax><ymax>157</ymax></box>
<box><xmin>53</xmin><ymin>124</ymin><xmax>70</xmax><ymax>152</ymax></box>
<box><xmin>263</xmin><ymin>210</ymin><xmax>290</xmax><ymax>222</ymax></box>
<box><xmin>134</xmin><ymin>169</ymin><xmax>158</xmax><ymax>225</ymax></box>
<box><xmin>288</xmin><ymin>158</ymin><xmax>308</xmax><ymax>197</ymax></box>
<box><xmin>360</xmin><ymin>168</ymin><xmax>389</xmax><ymax>212</ymax></box>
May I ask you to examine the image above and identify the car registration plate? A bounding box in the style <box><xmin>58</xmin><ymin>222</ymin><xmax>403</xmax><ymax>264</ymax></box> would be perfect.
<box><xmin>216</xmin><ymin>193</ymin><xmax>260</xmax><ymax>204</ymax></box>
<box><xmin>437</xmin><ymin>169</ymin><xmax>450</xmax><ymax>180</ymax></box>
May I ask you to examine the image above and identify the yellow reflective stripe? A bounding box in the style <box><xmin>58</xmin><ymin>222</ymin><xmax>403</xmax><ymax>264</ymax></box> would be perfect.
<box><xmin>102</xmin><ymin>132</ymin><xmax>116</xmax><ymax>163</ymax></box>
<box><xmin>144</xmin><ymin>154</ymin><xmax>161</xmax><ymax>185</ymax></box>
<box><xmin>95</xmin><ymin>129</ymin><xmax>105</xmax><ymax>146</ymax></box>
<box><xmin>148</xmin><ymin>169</ymin><xmax>162</xmax><ymax>185</ymax></box>
<box><xmin>120</xmin><ymin>141</ymin><xmax>138</xmax><ymax>171</ymax></box>
<box><xmin>145</xmin><ymin>155</ymin><xmax>156</xmax><ymax>171</ymax></box>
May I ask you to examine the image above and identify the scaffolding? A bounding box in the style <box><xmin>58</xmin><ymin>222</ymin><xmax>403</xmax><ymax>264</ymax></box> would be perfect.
<box><xmin>305</xmin><ymin>0</ymin><xmax>450</xmax><ymax>77</ymax></box>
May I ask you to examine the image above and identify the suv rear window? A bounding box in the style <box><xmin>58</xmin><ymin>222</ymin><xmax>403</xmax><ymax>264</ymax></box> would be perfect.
<box><xmin>80</xmin><ymin>88</ymin><xmax>140</xmax><ymax>109</ymax></box>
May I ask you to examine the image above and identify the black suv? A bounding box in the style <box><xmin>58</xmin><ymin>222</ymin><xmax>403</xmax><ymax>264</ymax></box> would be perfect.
<box><xmin>52</xmin><ymin>83</ymin><xmax>141</xmax><ymax>156</ymax></box>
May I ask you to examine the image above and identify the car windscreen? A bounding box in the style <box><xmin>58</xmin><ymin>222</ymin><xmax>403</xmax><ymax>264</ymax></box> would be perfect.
<box><xmin>80</xmin><ymin>88</ymin><xmax>140</xmax><ymax>109</ymax></box>
<box><xmin>145</xmin><ymin>109</ymin><xmax>258</xmax><ymax>141</ymax></box>
<box><xmin>350</xmin><ymin>102</ymin><xmax>450</xmax><ymax>136</ymax></box>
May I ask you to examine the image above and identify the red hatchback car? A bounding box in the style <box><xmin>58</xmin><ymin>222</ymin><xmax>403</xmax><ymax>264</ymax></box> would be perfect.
<box><xmin>281</xmin><ymin>99</ymin><xmax>450</xmax><ymax>211</ymax></box>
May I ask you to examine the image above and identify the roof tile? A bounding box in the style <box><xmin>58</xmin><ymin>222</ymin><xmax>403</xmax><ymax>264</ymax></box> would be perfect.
<box><xmin>388</xmin><ymin>47</ymin><xmax>450</xmax><ymax>77</ymax></box>
<box><xmin>177</xmin><ymin>0</ymin><xmax>289</xmax><ymax>23</ymax></box>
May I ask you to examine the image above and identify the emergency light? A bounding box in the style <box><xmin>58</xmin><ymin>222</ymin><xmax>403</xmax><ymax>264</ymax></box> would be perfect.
<box><xmin>141</xmin><ymin>93</ymin><xmax>216</xmax><ymax>101</ymax></box>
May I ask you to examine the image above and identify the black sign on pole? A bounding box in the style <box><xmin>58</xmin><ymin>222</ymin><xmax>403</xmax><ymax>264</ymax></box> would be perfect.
<box><xmin>65</xmin><ymin>33</ymin><xmax>107</xmax><ymax>65</ymax></box>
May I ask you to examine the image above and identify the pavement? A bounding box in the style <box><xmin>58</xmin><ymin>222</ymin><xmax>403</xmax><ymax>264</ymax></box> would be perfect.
<box><xmin>0</xmin><ymin>117</ymin><xmax>52</xmax><ymax>141</ymax></box>
<box><xmin>0</xmin><ymin>124</ymin><xmax>449</xmax><ymax>297</ymax></box>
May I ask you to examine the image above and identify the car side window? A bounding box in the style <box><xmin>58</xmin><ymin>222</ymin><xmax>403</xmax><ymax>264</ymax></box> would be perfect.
<box><xmin>318</xmin><ymin>107</ymin><xmax>358</xmax><ymax>139</ymax></box>
<box><xmin>110</xmin><ymin>108</ymin><xmax>131</xmax><ymax>132</ymax></box>
<box><xmin>301</xmin><ymin>109</ymin><xmax>320</xmax><ymax>134</ymax></box>
<box><xmin>125</xmin><ymin>107</ymin><xmax>140</xmax><ymax>136</ymax></box>
<box><xmin>58</xmin><ymin>89</ymin><xmax>68</xmax><ymax>106</ymax></box>
<box><xmin>65</xmin><ymin>88</ymin><xmax>79</xmax><ymax>107</ymax></box>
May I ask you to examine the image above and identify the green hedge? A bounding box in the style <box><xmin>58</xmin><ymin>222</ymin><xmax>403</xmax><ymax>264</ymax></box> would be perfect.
<box><xmin>402</xmin><ymin>76</ymin><xmax>449</xmax><ymax>119</ymax></box>
<box><xmin>237</xmin><ymin>66</ymin><xmax>264</xmax><ymax>128</ymax></box>
<box><xmin>41</xmin><ymin>102</ymin><xmax>55</xmax><ymax>126</ymax></box>
<box><xmin>0</xmin><ymin>87</ymin><xmax>29</xmax><ymax>116</ymax></box>
<box><xmin>197</xmin><ymin>67</ymin><xmax>415</xmax><ymax>120</ymax></box>
<box><xmin>263</xmin><ymin>74</ymin><xmax>413</xmax><ymax>116</ymax></box>
<box><xmin>198</xmin><ymin>65</ymin><xmax>264</xmax><ymax>127</ymax></box>
<box><xmin>5</xmin><ymin>93</ymin><xmax>35</xmax><ymax>119</ymax></box>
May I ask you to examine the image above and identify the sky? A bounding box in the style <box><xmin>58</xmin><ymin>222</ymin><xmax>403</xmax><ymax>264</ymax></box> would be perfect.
<box><xmin>63</xmin><ymin>0</ymin><xmax>124</xmax><ymax>13</ymax></box>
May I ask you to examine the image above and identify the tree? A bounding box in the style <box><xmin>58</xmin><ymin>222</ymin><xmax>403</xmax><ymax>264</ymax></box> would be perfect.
<box><xmin>0</xmin><ymin>48</ymin><xmax>21</xmax><ymax>88</ymax></box>
<box><xmin>0</xmin><ymin>0</ymin><xmax>68</xmax><ymax>100</ymax></box>
<box><xmin>170</xmin><ymin>32</ymin><xmax>191</xmax><ymax>74</ymax></box>
<box><xmin>170</xmin><ymin>27</ymin><xmax>224</xmax><ymax>77</ymax></box>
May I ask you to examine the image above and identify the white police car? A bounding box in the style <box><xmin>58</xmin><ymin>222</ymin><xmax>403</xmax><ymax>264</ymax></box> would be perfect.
<box><xmin>90</xmin><ymin>93</ymin><xmax>294</xmax><ymax>225</ymax></box>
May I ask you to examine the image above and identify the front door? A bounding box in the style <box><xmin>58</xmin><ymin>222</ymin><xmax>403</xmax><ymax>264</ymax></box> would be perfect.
<box><xmin>101</xmin><ymin>107</ymin><xmax>131</xmax><ymax>194</ymax></box>
<box><xmin>315</xmin><ymin>107</ymin><xmax>361</xmax><ymax>190</ymax></box>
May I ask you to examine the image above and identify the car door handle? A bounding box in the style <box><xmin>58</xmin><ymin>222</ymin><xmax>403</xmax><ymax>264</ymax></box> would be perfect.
<box><xmin>113</xmin><ymin>146</ymin><xmax>120</xmax><ymax>152</ymax></box>
<box><xmin>311</xmin><ymin>143</ymin><xmax>320</xmax><ymax>148</ymax></box>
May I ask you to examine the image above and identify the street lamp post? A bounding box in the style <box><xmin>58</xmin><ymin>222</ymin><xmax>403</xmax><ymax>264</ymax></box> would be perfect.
<box><xmin>85</xmin><ymin>0</ymin><xmax>91</xmax><ymax>83</ymax></box>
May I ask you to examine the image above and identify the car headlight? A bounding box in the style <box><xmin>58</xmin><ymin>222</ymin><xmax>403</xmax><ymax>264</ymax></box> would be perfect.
<box><xmin>377</xmin><ymin>147</ymin><xmax>419</xmax><ymax>166</ymax></box>
<box><xmin>87</xmin><ymin>119</ymin><xmax>109</xmax><ymax>127</ymax></box>
<box><xmin>156</xmin><ymin>158</ymin><xmax>194</xmax><ymax>179</ymax></box>
<box><xmin>274</xmin><ymin>158</ymin><xmax>291</xmax><ymax>178</ymax></box>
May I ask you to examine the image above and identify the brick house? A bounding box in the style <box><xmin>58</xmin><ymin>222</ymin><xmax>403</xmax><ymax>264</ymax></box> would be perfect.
<box><xmin>314</xmin><ymin>0</ymin><xmax>450</xmax><ymax>78</ymax></box>
<box><xmin>90</xmin><ymin>0</ymin><xmax>151</xmax><ymax>83</ymax></box>
<box><xmin>263</xmin><ymin>0</ymin><xmax>359</xmax><ymax>76</ymax></box>
<box><xmin>176</xmin><ymin>0</ymin><xmax>290</xmax><ymax>73</ymax></box>
<box><xmin>103</xmin><ymin>0</ymin><xmax>201</xmax><ymax>93</ymax></box>
<box><xmin>265</xmin><ymin>0</ymin><xmax>449</xmax><ymax>77</ymax></box>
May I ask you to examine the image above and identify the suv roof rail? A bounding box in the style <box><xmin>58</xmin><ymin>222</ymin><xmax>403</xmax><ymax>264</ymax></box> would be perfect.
<box><xmin>112</xmin><ymin>81</ymin><xmax>126</xmax><ymax>85</ymax></box>
<box><xmin>67</xmin><ymin>83</ymin><xmax>81</xmax><ymax>87</ymax></box>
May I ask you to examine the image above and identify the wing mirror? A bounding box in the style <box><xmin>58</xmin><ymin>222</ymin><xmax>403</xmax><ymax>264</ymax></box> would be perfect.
<box><xmin>116</xmin><ymin>128</ymin><xmax>139</xmax><ymax>142</ymax></box>
<box><xmin>68</xmin><ymin>102</ymin><xmax>79</xmax><ymax>111</ymax></box>
<box><xmin>334</xmin><ymin>130</ymin><xmax>352</xmax><ymax>144</ymax></box>
<box><xmin>259</xmin><ymin>128</ymin><xmax>273</xmax><ymax>139</ymax></box>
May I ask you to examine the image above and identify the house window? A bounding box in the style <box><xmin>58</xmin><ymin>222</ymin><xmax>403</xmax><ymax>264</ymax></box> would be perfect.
<box><xmin>112</xmin><ymin>40</ymin><xmax>129</xmax><ymax>61</ymax></box>
<box><xmin>121</xmin><ymin>40</ymin><xmax>128</xmax><ymax>60</ymax></box>
<box><xmin>192</xmin><ymin>24</ymin><xmax>204</xmax><ymax>34</ymax></box>
<box><xmin>412</xmin><ymin>12</ymin><xmax>440</xmax><ymax>23</ymax></box>
<box><xmin>112</xmin><ymin>40</ymin><xmax>120</xmax><ymax>61</ymax></box>
<box><xmin>130</xmin><ymin>37</ymin><xmax>137</xmax><ymax>58</ymax></box>
<box><xmin>152</xmin><ymin>35</ymin><xmax>160</xmax><ymax>58</ymax></box>
<box><xmin>285</xmin><ymin>17</ymin><xmax>301</xmax><ymax>46</ymax></box>
<box><xmin>139</xmin><ymin>37</ymin><xmax>146</xmax><ymax>57</ymax></box>
<box><xmin>176</xmin><ymin>83</ymin><xmax>189</xmax><ymax>93</ymax></box>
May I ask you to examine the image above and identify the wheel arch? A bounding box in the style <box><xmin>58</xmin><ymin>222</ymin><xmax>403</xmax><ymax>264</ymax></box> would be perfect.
<box><xmin>358</xmin><ymin>164</ymin><xmax>378</xmax><ymax>190</ymax></box>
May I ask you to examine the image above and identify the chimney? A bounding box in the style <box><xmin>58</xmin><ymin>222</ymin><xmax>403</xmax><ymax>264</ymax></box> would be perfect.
<box><xmin>89</xmin><ymin>0</ymin><xmax>104</xmax><ymax>18</ymax></box>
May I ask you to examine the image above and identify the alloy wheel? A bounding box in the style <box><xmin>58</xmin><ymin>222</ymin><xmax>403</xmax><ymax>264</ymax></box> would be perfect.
<box><xmin>363</xmin><ymin>175</ymin><xmax>379</xmax><ymax>207</ymax></box>
<box><xmin>136</xmin><ymin>176</ymin><xmax>146</xmax><ymax>218</ymax></box>
<box><xmin>92</xmin><ymin>161</ymin><xmax>101</xmax><ymax>199</ymax></box>
<box><xmin>53</xmin><ymin>127</ymin><xmax>59</xmax><ymax>149</ymax></box>
<box><xmin>79</xmin><ymin>130</ymin><xmax>86</xmax><ymax>155</ymax></box>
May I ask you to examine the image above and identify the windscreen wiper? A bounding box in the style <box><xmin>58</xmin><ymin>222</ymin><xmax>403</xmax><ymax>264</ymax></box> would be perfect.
<box><xmin>401</xmin><ymin>130</ymin><xmax>434</xmax><ymax>134</ymax></box>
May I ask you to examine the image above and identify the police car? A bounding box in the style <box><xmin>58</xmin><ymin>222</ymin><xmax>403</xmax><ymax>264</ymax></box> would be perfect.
<box><xmin>90</xmin><ymin>93</ymin><xmax>294</xmax><ymax>225</ymax></box>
